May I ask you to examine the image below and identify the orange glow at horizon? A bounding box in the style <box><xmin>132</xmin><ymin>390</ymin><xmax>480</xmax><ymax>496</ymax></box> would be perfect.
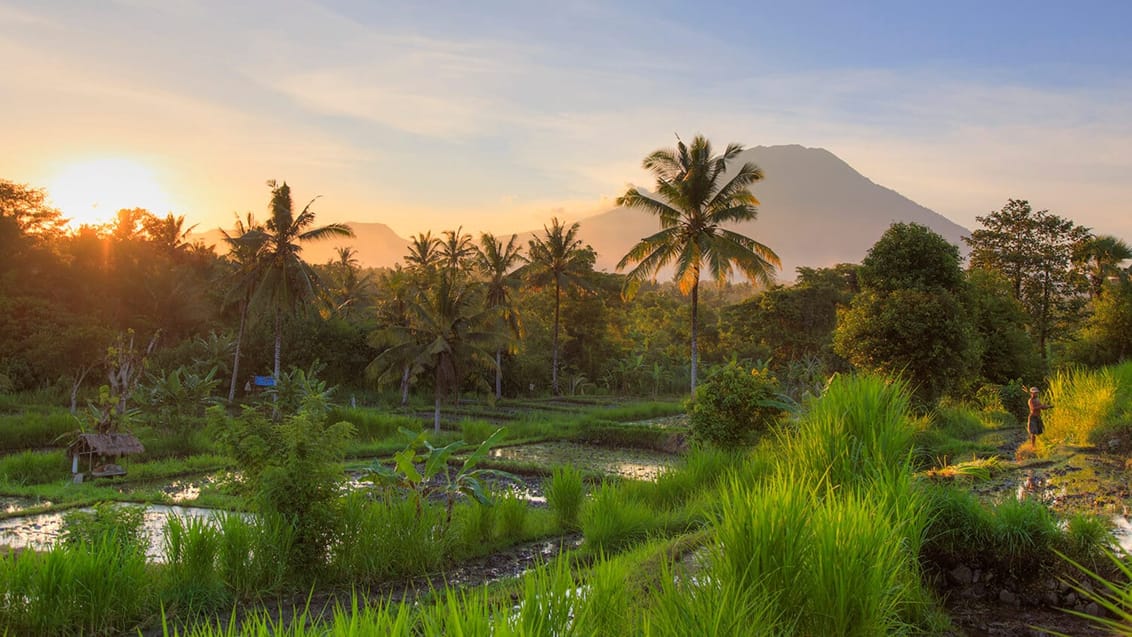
<box><xmin>47</xmin><ymin>158</ymin><xmax>178</xmax><ymax>228</ymax></box>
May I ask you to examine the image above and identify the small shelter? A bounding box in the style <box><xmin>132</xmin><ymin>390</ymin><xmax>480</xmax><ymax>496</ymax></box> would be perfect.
<box><xmin>68</xmin><ymin>433</ymin><xmax>145</xmax><ymax>480</ymax></box>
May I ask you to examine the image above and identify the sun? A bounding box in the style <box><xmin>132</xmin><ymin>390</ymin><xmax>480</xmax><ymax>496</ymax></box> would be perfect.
<box><xmin>47</xmin><ymin>157</ymin><xmax>177</xmax><ymax>228</ymax></box>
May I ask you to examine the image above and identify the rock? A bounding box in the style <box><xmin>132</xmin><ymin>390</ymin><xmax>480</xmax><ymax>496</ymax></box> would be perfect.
<box><xmin>999</xmin><ymin>589</ymin><xmax>1018</xmax><ymax>605</ymax></box>
<box><xmin>1042</xmin><ymin>591</ymin><xmax>1060</xmax><ymax>606</ymax></box>
<box><xmin>1085</xmin><ymin>602</ymin><xmax>1101</xmax><ymax>617</ymax></box>
<box><xmin>949</xmin><ymin>564</ymin><xmax>974</xmax><ymax>585</ymax></box>
<box><xmin>1064</xmin><ymin>592</ymin><xmax>1077</xmax><ymax>605</ymax></box>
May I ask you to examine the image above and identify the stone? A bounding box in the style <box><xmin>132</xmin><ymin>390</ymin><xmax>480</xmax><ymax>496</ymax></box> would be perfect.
<box><xmin>949</xmin><ymin>564</ymin><xmax>974</xmax><ymax>585</ymax></box>
<box><xmin>998</xmin><ymin>589</ymin><xmax>1018</xmax><ymax>605</ymax></box>
<box><xmin>1063</xmin><ymin>592</ymin><xmax>1077</xmax><ymax>605</ymax></box>
<box><xmin>1042</xmin><ymin>591</ymin><xmax>1060</xmax><ymax>606</ymax></box>
<box><xmin>1085</xmin><ymin>602</ymin><xmax>1101</xmax><ymax>617</ymax></box>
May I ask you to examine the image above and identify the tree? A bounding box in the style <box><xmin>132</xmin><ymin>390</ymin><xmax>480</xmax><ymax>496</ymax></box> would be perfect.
<box><xmin>439</xmin><ymin>227</ymin><xmax>476</xmax><ymax>276</ymax></box>
<box><xmin>524</xmin><ymin>217</ymin><xmax>595</xmax><ymax>395</ymax></box>
<box><xmin>321</xmin><ymin>246</ymin><xmax>375</xmax><ymax>320</ymax></box>
<box><xmin>1064</xmin><ymin>278</ymin><xmax>1132</xmax><ymax>365</ymax></box>
<box><xmin>221</xmin><ymin>213</ymin><xmax>266</xmax><ymax>401</ymax></box>
<box><xmin>476</xmin><ymin>233</ymin><xmax>525</xmax><ymax>399</ymax></box>
<box><xmin>965</xmin><ymin>267</ymin><xmax>1043</xmax><ymax>384</ymax></box>
<box><xmin>405</xmin><ymin>231</ymin><xmax>442</xmax><ymax>277</ymax></box>
<box><xmin>246</xmin><ymin>181</ymin><xmax>354</xmax><ymax>381</ymax></box>
<box><xmin>964</xmin><ymin>199</ymin><xmax>1091</xmax><ymax>355</ymax></box>
<box><xmin>371</xmin><ymin>265</ymin><xmax>422</xmax><ymax>405</ymax></box>
<box><xmin>1074</xmin><ymin>234</ymin><xmax>1132</xmax><ymax>299</ymax></box>
<box><xmin>616</xmin><ymin>134</ymin><xmax>780</xmax><ymax>394</ymax></box>
<box><xmin>368</xmin><ymin>276</ymin><xmax>501</xmax><ymax>431</ymax></box>
<box><xmin>0</xmin><ymin>179</ymin><xmax>66</xmax><ymax>236</ymax></box>
<box><xmin>834</xmin><ymin>223</ymin><xmax>978</xmax><ymax>403</ymax></box>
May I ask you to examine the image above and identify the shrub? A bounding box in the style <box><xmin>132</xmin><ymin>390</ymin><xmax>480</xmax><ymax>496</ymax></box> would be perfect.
<box><xmin>544</xmin><ymin>464</ymin><xmax>584</xmax><ymax>530</ymax></box>
<box><xmin>61</xmin><ymin>502</ymin><xmax>147</xmax><ymax>554</ymax></box>
<box><xmin>688</xmin><ymin>362</ymin><xmax>783</xmax><ymax>447</ymax></box>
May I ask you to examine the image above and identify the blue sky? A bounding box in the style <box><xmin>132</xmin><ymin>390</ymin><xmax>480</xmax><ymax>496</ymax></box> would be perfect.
<box><xmin>2</xmin><ymin>0</ymin><xmax>1130</xmax><ymax>241</ymax></box>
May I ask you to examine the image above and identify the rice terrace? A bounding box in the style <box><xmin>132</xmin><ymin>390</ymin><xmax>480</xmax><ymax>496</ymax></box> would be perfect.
<box><xmin>3</xmin><ymin>3</ymin><xmax>1132</xmax><ymax>635</ymax></box>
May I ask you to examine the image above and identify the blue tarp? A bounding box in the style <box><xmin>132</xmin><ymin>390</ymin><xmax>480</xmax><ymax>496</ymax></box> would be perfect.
<box><xmin>253</xmin><ymin>375</ymin><xmax>275</xmax><ymax>387</ymax></box>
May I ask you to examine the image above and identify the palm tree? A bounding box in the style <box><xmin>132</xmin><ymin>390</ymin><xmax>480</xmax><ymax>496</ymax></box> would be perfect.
<box><xmin>439</xmin><ymin>226</ymin><xmax>476</xmax><ymax>276</ymax></box>
<box><xmin>405</xmin><ymin>231</ymin><xmax>442</xmax><ymax>276</ymax></box>
<box><xmin>371</xmin><ymin>265</ymin><xmax>422</xmax><ymax>405</ymax></box>
<box><xmin>221</xmin><ymin>212</ymin><xmax>265</xmax><ymax>401</ymax></box>
<box><xmin>525</xmin><ymin>217</ymin><xmax>595</xmax><ymax>395</ymax></box>
<box><xmin>322</xmin><ymin>246</ymin><xmax>374</xmax><ymax>319</ymax></box>
<box><xmin>616</xmin><ymin>134</ymin><xmax>780</xmax><ymax>395</ymax></box>
<box><xmin>369</xmin><ymin>276</ymin><xmax>500</xmax><ymax>431</ymax></box>
<box><xmin>476</xmin><ymin>233</ymin><xmax>525</xmax><ymax>399</ymax></box>
<box><xmin>1074</xmin><ymin>234</ymin><xmax>1132</xmax><ymax>298</ymax></box>
<box><xmin>248</xmin><ymin>181</ymin><xmax>354</xmax><ymax>381</ymax></box>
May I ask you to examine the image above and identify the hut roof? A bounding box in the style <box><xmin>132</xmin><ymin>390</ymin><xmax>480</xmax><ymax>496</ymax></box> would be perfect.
<box><xmin>69</xmin><ymin>433</ymin><xmax>145</xmax><ymax>456</ymax></box>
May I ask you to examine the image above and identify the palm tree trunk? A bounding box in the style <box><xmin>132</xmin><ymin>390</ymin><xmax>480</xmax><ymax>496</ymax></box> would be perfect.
<box><xmin>495</xmin><ymin>348</ymin><xmax>503</xmax><ymax>399</ymax></box>
<box><xmin>400</xmin><ymin>365</ymin><xmax>411</xmax><ymax>406</ymax></box>
<box><xmin>552</xmin><ymin>279</ymin><xmax>561</xmax><ymax>395</ymax></box>
<box><xmin>273</xmin><ymin>306</ymin><xmax>283</xmax><ymax>381</ymax></box>
<box><xmin>228</xmin><ymin>301</ymin><xmax>247</xmax><ymax>402</ymax></box>
<box><xmin>690</xmin><ymin>280</ymin><xmax>699</xmax><ymax>396</ymax></box>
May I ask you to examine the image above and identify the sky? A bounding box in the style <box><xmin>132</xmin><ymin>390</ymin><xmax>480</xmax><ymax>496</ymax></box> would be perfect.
<box><xmin>2</xmin><ymin>0</ymin><xmax>1131</xmax><ymax>241</ymax></box>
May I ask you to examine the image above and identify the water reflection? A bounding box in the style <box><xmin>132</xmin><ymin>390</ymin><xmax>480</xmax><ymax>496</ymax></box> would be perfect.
<box><xmin>0</xmin><ymin>504</ymin><xmax>237</xmax><ymax>562</ymax></box>
<box><xmin>489</xmin><ymin>442</ymin><xmax>675</xmax><ymax>481</ymax></box>
<box><xmin>1112</xmin><ymin>514</ymin><xmax>1132</xmax><ymax>552</ymax></box>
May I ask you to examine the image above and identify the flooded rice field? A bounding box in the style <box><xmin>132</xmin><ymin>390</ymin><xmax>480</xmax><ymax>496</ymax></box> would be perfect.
<box><xmin>0</xmin><ymin>504</ymin><xmax>237</xmax><ymax>561</ymax></box>
<box><xmin>489</xmin><ymin>441</ymin><xmax>677</xmax><ymax>480</ymax></box>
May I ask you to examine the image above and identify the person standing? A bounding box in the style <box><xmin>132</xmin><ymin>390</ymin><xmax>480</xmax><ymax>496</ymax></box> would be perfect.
<box><xmin>1028</xmin><ymin>386</ymin><xmax>1052</xmax><ymax>446</ymax></box>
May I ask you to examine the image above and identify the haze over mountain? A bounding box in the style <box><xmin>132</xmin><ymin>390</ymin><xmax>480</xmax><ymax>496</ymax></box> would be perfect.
<box><xmin>195</xmin><ymin>145</ymin><xmax>970</xmax><ymax>282</ymax></box>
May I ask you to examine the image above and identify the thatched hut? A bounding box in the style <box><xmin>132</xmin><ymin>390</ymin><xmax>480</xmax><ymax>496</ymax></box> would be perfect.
<box><xmin>68</xmin><ymin>433</ymin><xmax>145</xmax><ymax>480</ymax></box>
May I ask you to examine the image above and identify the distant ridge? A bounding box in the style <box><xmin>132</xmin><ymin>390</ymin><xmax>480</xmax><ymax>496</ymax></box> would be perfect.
<box><xmin>195</xmin><ymin>145</ymin><xmax>969</xmax><ymax>281</ymax></box>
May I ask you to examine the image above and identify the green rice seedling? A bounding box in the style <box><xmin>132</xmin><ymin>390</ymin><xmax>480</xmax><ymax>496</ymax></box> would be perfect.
<box><xmin>326</xmin><ymin>406</ymin><xmax>420</xmax><ymax>441</ymax></box>
<box><xmin>801</xmin><ymin>491</ymin><xmax>914</xmax><ymax>636</ymax></box>
<box><xmin>1045</xmin><ymin>365</ymin><xmax>1124</xmax><ymax>445</ymax></box>
<box><xmin>644</xmin><ymin>559</ymin><xmax>790</xmax><ymax>636</ymax></box>
<box><xmin>650</xmin><ymin>447</ymin><xmax>737</xmax><ymax>509</ymax></box>
<box><xmin>0</xmin><ymin>449</ymin><xmax>68</xmax><ymax>484</ymax></box>
<box><xmin>991</xmin><ymin>497</ymin><xmax>1060</xmax><ymax>572</ymax></box>
<box><xmin>460</xmin><ymin>418</ymin><xmax>500</xmax><ymax>445</ymax></box>
<box><xmin>454</xmin><ymin>499</ymin><xmax>498</xmax><ymax>552</ymax></box>
<box><xmin>0</xmin><ymin>536</ymin><xmax>153</xmax><ymax>636</ymax></box>
<box><xmin>330</xmin><ymin>493</ymin><xmax>447</xmax><ymax>582</ymax></box>
<box><xmin>712</xmin><ymin>472</ymin><xmax>814</xmax><ymax>618</ymax></box>
<box><xmin>581</xmin><ymin>482</ymin><xmax>658</xmax><ymax>553</ymax></box>
<box><xmin>1059</xmin><ymin>512</ymin><xmax>1114</xmax><ymax>568</ymax></box>
<box><xmin>164</xmin><ymin>594</ymin><xmax>418</xmax><ymax>636</ymax></box>
<box><xmin>213</xmin><ymin>512</ymin><xmax>257</xmax><ymax>599</ymax></box>
<box><xmin>495</xmin><ymin>490</ymin><xmax>528</xmax><ymax>540</ymax></box>
<box><xmin>785</xmin><ymin>374</ymin><xmax>914</xmax><ymax>493</ymax></box>
<box><xmin>922</xmin><ymin>484</ymin><xmax>995</xmax><ymax>562</ymax></box>
<box><xmin>0</xmin><ymin>409</ymin><xmax>77</xmax><ymax>451</ymax></box>
<box><xmin>544</xmin><ymin>464</ymin><xmax>584</xmax><ymax>530</ymax></box>
<box><xmin>163</xmin><ymin>514</ymin><xmax>230</xmax><ymax>615</ymax></box>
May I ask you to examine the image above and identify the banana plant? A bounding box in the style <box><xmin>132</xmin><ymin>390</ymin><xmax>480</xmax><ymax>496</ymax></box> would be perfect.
<box><xmin>367</xmin><ymin>426</ymin><xmax>514</xmax><ymax>526</ymax></box>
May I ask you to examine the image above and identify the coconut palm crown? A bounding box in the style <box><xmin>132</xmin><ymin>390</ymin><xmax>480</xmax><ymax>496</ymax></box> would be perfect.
<box><xmin>616</xmin><ymin>134</ymin><xmax>781</xmax><ymax>394</ymax></box>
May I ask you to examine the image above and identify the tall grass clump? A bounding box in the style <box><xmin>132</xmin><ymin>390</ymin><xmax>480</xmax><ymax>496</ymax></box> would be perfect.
<box><xmin>544</xmin><ymin>464</ymin><xmax>584</xmax><ymax>530</ymax></box>
<box><xmin>581</xmin><ymin>482</ymin><xmax>657</xmax><ymax>553</ymax></box>
<box><xmin>495</xmin><ymin>490</ymin><xmax>528</xmax><ymax>539</ymax></box>
<box><xmin>0</xmin><ymin>537</ymin><xmax>153</xmax><ymax>636</ymax></box>
<box><xmin>785</xmin><ymin>374</ymin><xmax>915</xmax><ymax>492</ymax></box>
<box><xmin>326</xmin><ymin>406</ymin><xmax>418</xmax><ymax>440</ymax></box>
<box><xmin>649</xmin><ymin>446</ymin><xmax>737</xmax><ymax>510</ymax></box>
<box><xmin>459</xmin><ymin>418</ymin><xmax>501</xmax><ymax>445</ymax></box>
<box><xmin>1045</xmin><ymin>362</ymin><xmax>1132</xmax><ymax>446</ymax></box>
<box><xmin>163</xmin><ymin>515</ymin><xmax>230</xmax><ymax>615</ymax></box>
<box><xmin>329</xmin><ymin>493</ymin><xmax>447</xmax><ymax>583</ymax></box>
<box><xmin>0</xmin><ymin>449</ymin><xmax>68</xmax><ymax>484</ymax></box>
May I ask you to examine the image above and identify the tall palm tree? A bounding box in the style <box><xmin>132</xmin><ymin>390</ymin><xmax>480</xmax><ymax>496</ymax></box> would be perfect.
<box><xmin>439</xmin><ymin>226</ymin><xmax>476</xmax><ymax>276</ymax></box>
<box><xmin>525</xmin><ymin>217</ymin><xmax>595</xmax><ymax>395</ymax></box>
<box><xmin>476</xmin><ymin>233</ymin><xmax>525</xmax><ymax>399</ymax></box>
<box><xmin>369</xmin><ymin>276</ymin><xmax>500</xmax><ymax>431</ymax></box>
<box><xmin>248</xmin><ymin>181</ymin><xmax>354</xmax><ymax>381</ymax></box>
<box><xmin>371</xmin><ymin>265</ymin><xmax>422</xmax><ymax>405</ymax></box>
<box><xmin>1074</xmin><ymin>234</ymin><xmax>1132</xmax><ymax>298</ymax></box>
<box><xmin>322</xmin><ymin>246</ymin><xmax>374</xmax><ymax>319</ymax></box>
<box><xmin>405</xmin><ymin>231</ymin><xmax>442</xmax><ymax>276</ymax></box>
<box><xmin>221</xmin><ymin>212</ymin><xmax>266</xmax><ymax>401</ymax></box>
<box><xmin>617</xmin><ymin>134</ymin><xmax>780</xmax><ymax>395</ymax></box>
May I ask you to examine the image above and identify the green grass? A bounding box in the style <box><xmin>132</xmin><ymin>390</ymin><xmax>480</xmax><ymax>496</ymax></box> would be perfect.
<box><xmin>0</xmin><ymin>449</ymin><xmax>69</xmax><ymax>485</ymax></box>
<box><xmin>1046</xmin><ymin>362</ymin><xmax>1132</xmax><ymax>447</ymax></box>
<box><xmin>0</xmin><ymin>408</ymin><xmax>77</xmax><ymax>451</ymax></box>
<box><xmin>543</xmin><ymin>464</ymin><xmax>584</xmax><ymax>530</ymax></box>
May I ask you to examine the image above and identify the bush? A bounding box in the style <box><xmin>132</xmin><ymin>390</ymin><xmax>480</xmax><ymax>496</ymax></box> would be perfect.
<box><xmin>688</xmin><ymin>362</ymin><xmax>783</xmax><ymax>447</ymax></box>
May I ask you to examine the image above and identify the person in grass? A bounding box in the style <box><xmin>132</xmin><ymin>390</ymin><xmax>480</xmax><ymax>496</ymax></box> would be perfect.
<box><xmin>1028</xmin><ymin>386</ymin><xmax>1052</xmax><ymax>446</ymax></box>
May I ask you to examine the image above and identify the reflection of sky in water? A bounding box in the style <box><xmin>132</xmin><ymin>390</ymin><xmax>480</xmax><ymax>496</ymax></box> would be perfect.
<box><xmin>0</xmin><ymin>497</ymin><xmax>50</xmax><ymax>514</ymax></box>
<box><xmin>1113</xmin><ymin>515</ymin><xmax>1132</xmax><ymax>552</ymax></box>
<box><xmin>0</xmin><ymin>504</ymin><xmax>238</xmax><ymax>562</ymax></box>
<box><xmin>490</xmin><ymin>442</ymin><xmax>675</xmax><ymax>481</ymax></box>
